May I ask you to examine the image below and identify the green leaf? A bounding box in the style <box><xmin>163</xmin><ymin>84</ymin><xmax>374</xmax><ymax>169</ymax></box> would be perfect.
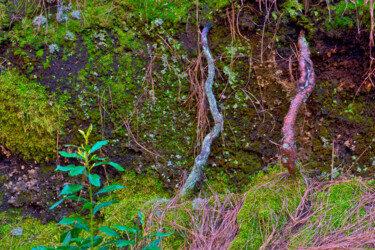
<box><xmin>147</xmin><ymin>232</ymin><xmax>174</xmax><ymax>238</ymax></box>
<box><xmin>74</xmin><ymin>222</ymin><xmax>90</xmax><ymax>233</ymax></box>
<box><xmin>56</xmin><ymin>165</ymin><xmax>86</xmax><ymax>176</ymax></box>
<box><xmin>51</xmin><ymin>195</ymin><xmax>87</xmax><ymax>210</ymax></box>
<box><xmin>69</xmin><ymin>166</ymin><xmax>86</xmax><ymax>176</ymax></box>
<box><xmin>99</xmin><ymin>240</ymin><xmax>134</xmax><ymax>248</ymax></box>
<box><xmin>59</xmin><ymin>151</ymin><xmax>83</xmax><ymax>159</ymax></box>
<box><xmin>107</xmin><ymin>162</ymin><xmax>125</xmax><ymax>171</ymax></box>
<box><xmin>95</xmin><ymin>185</ymin><xmax>125</xmax><ymax>195</ymax></box>
<box><xmin>60</xmin><ymin>228</ymin><xmax>82</xmax><ymax>242</ymax></box>
<box><xmin>83</xmin><ymin>202</ymin><xmax>95</xmax><ymax>210</ymax></box>
<box><xmin>143</xmin><ymin>245</ymin><xmax>162</xmax><ymax>250</ymax></box>
<box><xmin>68</xmin><ymin>195</ymin><xmax>87</xmax><ymax>202</ymax></box>
<box><xmin>55</xmin><ymin>165</ymin><xmax>76</xmax><ymax>172</ymax></box>
<box><xmin>49</xmin><ymin>198</ymin><xmax>65</xmax><ymax>210</ymax></box>
<box><xmin>93</xmin><ymin>200</ymin><xmax>119</xmax><ymax>215</ymax></box>
<box><xmin>89</xmin><ymin>173</ymin><xmax>101</xmax><ymax>187</ymax></box>
<box><xmin>94</xmin><ymin>162</ymin><xmax>106</xmax><ymax>167</ymax></box>
<box><xmin>62</xmin><ymin>231</ymin><xmax>71</xmax><ymax>246</ymax></box>
<box><xmin>92</xmin><ymin>157</ymin><xmax>108</xmax><ymax>161</ymax></box>
<box><xmin>98</xmin><ymin>226</ymin><xmax>120</xmax><ymax>238</ymax></box>
<box><xmin>32</xmin><ymin>247</ymin><xmax>53</xmax><ymax>250</ymax></box>
<box><xmin>57</xmin><ymin>217</ymin><xmax>84</xmax><ymax>226</ymax></box>
<box><xmin>59</xmin><ymin>184</ymin><xmax>84</xmax><ymax>196</ymax></box>
<box><xmin>138</xmin><ymin>211</ymin><xmax>144</xmax><ymax>225</ymax></box>
<box><xmin>116</xmin><ymin>240</ymin><xmax>135</xmax><ymax>247</ymax></box>
<box><xmin>90</xmin><ymin>140</ymin><xmax>108</xmax><ymax>154</ymax></box>
<box><xmin>96</xmin><ymin>161</ymin><xmax>125</xmax><ymax>171</ymax></box>
<box><xmin>113</xmin><ymin>225</ymin><xmax>138</xmax><ymax>234</ymax></box>
<box><xmin>54</xmin><ymin>247</ymin><xmax>79</xmax><ymax>250</ymax></box>
<box><xmin>78</xmin><ymin>129</ymin><xmax>86</xmax><ymax>138</ymax></box>
<box><xmin>80</xmin><ymin>236</ymin><xmax>103</xmax><ymax>248</ymax></box>
<box><xmin>70</xmin><ymin>237</ymin><xmax>84</xmax><ymax>245</ymax></box>
<box><xmin>144</xmin><ymin>238</ymin><xmax>162</xmax><ymax>249</ymax></box>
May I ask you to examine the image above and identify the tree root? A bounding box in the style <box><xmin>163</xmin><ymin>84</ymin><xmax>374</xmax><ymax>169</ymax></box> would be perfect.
<box><xmin>180</xmin><ymin>23</ymin><xmax>223</xmax><ymax>195</ymax></box>
<box><xmin>281</xmin><ymin>30</ymin><xmax>315</xmax><ymax>175</ymax></box>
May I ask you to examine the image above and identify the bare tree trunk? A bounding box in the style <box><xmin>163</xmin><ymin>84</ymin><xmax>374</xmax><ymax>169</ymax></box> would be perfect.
<box><xmin>281</xmin><ymin>30</ymin><xmax>315</xmax><ymax>175</ymax></box>
<box><xmin>180</xmin><ymin>24</ymin><xmax>223</xmax><ymax>195</ymax></box>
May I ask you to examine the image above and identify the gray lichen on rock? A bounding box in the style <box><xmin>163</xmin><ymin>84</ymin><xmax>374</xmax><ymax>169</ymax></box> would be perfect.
<box><xmin>32</xmin><ymin>16</ymin><xmax>47</xmax><ymax>26</ymax></box>
<box><xmin>71</xmin><ymin>10</ymin><xmax>82</xmax><ymax>20</ymax></box>
<box><xmin>56</xmin><ymin>3</ymin><xmax>72</xmax><ymax>22</ymax></box>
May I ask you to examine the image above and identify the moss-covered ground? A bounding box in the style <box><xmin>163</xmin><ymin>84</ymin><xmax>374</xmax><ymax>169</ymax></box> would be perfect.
<box><xmin>1</xmin><ymin>0</ymin><xmax>375</xmax><ymax>248</ymax></box>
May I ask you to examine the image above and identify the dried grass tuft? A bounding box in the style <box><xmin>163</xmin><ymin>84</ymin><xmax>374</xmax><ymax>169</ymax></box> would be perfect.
<box><xmin>141</xmin><ymin>185</ymin><xmax>244</xmax><ymax>250</ymax></box>
<box><xmin>270</xmin><ymin>176</ymin><xmax>375</xmax><ymax>249</ymax></box>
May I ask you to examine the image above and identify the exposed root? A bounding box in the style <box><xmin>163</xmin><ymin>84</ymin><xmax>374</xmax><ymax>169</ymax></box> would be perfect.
<box><xmin>280</xmin><ymin>30</ymin><xmax>315</xmax><ymax>175</ymax></box>
<box><xmin>180</xmin><ymin>24</ymin><xmax>223</xmax><ymax>195</ymax></box>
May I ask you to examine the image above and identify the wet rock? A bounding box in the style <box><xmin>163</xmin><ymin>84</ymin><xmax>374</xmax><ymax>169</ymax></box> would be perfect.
<box><xmin>28</xmin><ymin>169</ymin><xmax>38</xmax><ymax>179</ymax></box>
<box><xmin>25</xmin><ymin>179</ymin><xmax>39</xmax><ymax>192</ymax></box>
<box><xmin>8</xmin><ymin>196</ymin><xmax>17</xmax><ymax>206</ymax></box>
<box><xmin>0</xmin><ymin>145</ymin><xmax>11</xmax><ymax>158</ymax></box>
<box><xmin>15</xmin><ymin>181</ymin><xmax>25</xmax><ymax>194</ymax></box>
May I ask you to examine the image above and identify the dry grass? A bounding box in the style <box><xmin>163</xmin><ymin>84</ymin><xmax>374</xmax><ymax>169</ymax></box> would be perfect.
<box><xmin>139</xmin><ymin>185</ymin><xmax>244</xmax><ymax>250</ymax></box>
<box><xmin>270</xmin><ymin>176</ymin><xmax>375</xmax><ymax>249</ymax></box>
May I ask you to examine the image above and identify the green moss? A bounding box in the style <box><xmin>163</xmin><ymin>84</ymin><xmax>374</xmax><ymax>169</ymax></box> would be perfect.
<box><xmin>0</xmin><ymin>70</ymin><xmax>67</xmax><ymax>162</ymax></box>
<box><xmin>0</xmin><ymin>211</ymin><xmax>63</xmax><ymax>248</ymax></box>
<box><xmin>101</xmin><ymin>171</ymin><xmax>170</xmax><ymax>227</ymax></box>
<box><xmin>288</xmin><ymin>179</ymin><xmax>369</xmax><ymax>248</ymax></box>
<box><xmin>229</xmin><ymin>166</ymin><xmax>306</xmax><ymax>249</ymax></box>
<box><xmin>36</xmin><ymin>49</ymin><xmax>44</xmax><ymax>58</ymax></box>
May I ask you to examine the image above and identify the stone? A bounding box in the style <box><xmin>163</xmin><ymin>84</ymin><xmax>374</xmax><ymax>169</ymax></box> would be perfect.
<box><xmin>27</xmin><ymin>169</ymin><xmax>38</xmax><ymax>179</ymax></box>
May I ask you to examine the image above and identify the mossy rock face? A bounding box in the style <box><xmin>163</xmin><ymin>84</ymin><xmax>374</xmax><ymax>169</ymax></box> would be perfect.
<box><xmin>3</xmin><ymin>0</ymin><xmax>375</xmax><ymax>193</ymax></box>
<box><xmin>0</xmin><ymin>70</ymin><xmax>67</xmax><ymax>162</ymax></box>
<box><xmin>229</xmin><ymin>166</ymin><xmax>306</xmax><ymax>249</ymax></box>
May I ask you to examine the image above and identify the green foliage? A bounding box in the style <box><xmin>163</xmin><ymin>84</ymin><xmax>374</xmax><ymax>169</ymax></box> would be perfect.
<box><xmin>322</xmin><ymin>0</ymin><xmax>373</xmax><ymax>31</ymax></box>
<box><xmin>281</xmin><ymin>0</ymin><xmax>304</xmax><ymax>18</ymax></box>
<box><xmin>115</xmin><ymin>0</ymin><xmax>192</xmax><ymax>25</ymax></box>
<box><xmin>101</xmin><ymin>171</ymin><xmax>175</xmax><ymax>248</ymax></box>
<box><xmin>34</xmin><ymin>126</ymin><xmax>171</xmax><ymax>249</ymax></box>
<box><xmin>0</xmin><ymin>70</ymin><xmax>67</xmax><ymax>162</ymax></box>
<box><xmin>34</xmin><ymin>125</ymin><xmax>127</xmax><ymax>249</ymax></box>
<box><xmin>229</xmin><ymin>166</ymin><xmax>306</xmax><ymax>249</ymax></box>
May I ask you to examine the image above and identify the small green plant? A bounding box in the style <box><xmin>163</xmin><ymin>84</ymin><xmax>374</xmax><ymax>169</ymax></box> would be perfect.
<box><xmin>33</xmin><ymin>125</ymin><xmax>171</xmax><ymax>249</ymax></box>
